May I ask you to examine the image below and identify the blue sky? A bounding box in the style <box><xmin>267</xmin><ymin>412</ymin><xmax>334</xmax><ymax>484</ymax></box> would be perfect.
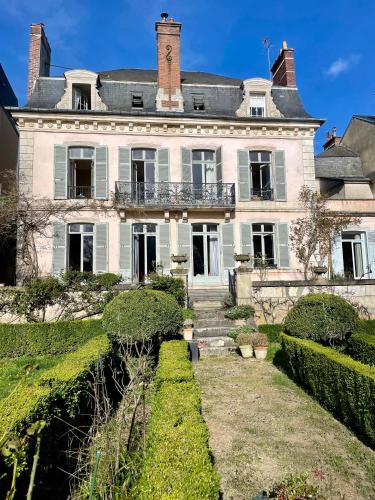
<box><xmin>1</xmin><ymin>0</ymin><xmax>374</xmax><ymax>150</ymax></box>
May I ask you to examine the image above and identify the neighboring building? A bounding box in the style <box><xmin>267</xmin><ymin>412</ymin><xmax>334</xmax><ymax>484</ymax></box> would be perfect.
<box><xmin>10</xmin><ymin>16</ymin><xmax>375</xmax><ymax>287</ymax></box>
<box><xmin>0</xmin><ymin>64</ymin><xmax>18</xmax><ymax>284</ymax></box>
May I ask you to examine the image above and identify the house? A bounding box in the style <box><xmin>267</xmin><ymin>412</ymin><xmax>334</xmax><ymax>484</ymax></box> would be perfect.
<box><xmin>9</xmin><ymin>16</ymin><xmax>375</xmax><ymax>289</ymax></box>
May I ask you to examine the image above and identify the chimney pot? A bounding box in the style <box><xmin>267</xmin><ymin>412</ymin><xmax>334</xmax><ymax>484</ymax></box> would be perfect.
<box><xmin>282</xmin><ymin>40</ymin><xmax>288</xmax><ymax>49</ymax></box>
<box><xmin>323</xmin><ymin>127</ymin><xmax>341</xmax><ymax>150</ymax></box>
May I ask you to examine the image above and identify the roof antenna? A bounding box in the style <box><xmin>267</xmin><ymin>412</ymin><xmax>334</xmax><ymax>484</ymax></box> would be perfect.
<box><xmin>262</xmin><ymin>38</ymin><xmax>272</xmax><ymax>81</ymax></box>
<box><xmin>160</xmin><ymin>12</ymin><xmax>169</xmax><ymax>21</ymax></box>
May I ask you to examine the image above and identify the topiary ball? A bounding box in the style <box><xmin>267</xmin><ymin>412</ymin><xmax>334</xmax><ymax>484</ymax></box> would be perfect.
<box><xmin>284</xmin><ymin>293</ymin><xmax>358</xmax><ymax>345</ymax></box>
<box><xmin>102</xmin><ymin>289</ymin><xmax>183</xmax><ymax>345</ymax></box>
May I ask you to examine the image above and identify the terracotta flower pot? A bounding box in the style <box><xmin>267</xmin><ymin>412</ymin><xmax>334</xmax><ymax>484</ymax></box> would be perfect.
<box><xmin>239</xmin><ymin>345</ymin><xmax>253</xmax><ymax>358</ymax></box>
<box><xmin>183</xmin><ymin>327</ymin><xmax>194</xmax><ymax>341</ymax></box>
<box><xmin>254</xmin><ymin>346</ymin><xmax>268</xmax><ymax>360</ymax></box>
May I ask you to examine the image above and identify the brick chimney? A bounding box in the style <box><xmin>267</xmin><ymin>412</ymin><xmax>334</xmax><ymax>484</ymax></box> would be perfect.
<box><xmin>27</xmin><ymin>23</ymin><xmax>51</xmax><ymax>100</ymax></box>
<box><xmin>271</xmin><ymin>41</ymin><xmax>296</xmax><ymax>87</ymax></box>
<box><xmin>155</xmin><ymin>13</ymin><xmax>184</xmax><ymax>112</ymax></box>
<box><xmin>323</xmin><ymin>127</ymin><xmax>342</xmax><ymax>151</ymax></box>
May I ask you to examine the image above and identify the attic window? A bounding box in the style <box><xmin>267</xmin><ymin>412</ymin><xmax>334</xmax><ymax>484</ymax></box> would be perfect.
<box><xmin>250</xmin><ymin>93</ymin><xmax>265</xmax><ymax>117</ymax></box>
<box><xmin>72</xmin><ymin>84</ymin><xmax>91</xmax><ymax>110</ymax></box>
<box><xmin>193</xmin><ymin>95</ymin><xmax>205</xmax><ymax>111</ymax></box>
<box><xmin>132</xmin><ymin>93</ymin><xmax>144</xmax><ymax>109</ymax></box>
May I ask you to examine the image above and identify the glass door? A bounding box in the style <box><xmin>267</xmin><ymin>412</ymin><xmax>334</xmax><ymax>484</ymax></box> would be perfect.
<box><xmin>132</xmin><ymin>223</ymin><xmax>157</xmax><ymax>282</ymax></box>
<box><xmin>342</xmin><ymin>232</ymin><xmax>367</xmax><ymax>279</ymax></box>
<box><xmin>192</xmin><ymin>224</ymin><xmax>220</xmax><ymax>282</ymax></box>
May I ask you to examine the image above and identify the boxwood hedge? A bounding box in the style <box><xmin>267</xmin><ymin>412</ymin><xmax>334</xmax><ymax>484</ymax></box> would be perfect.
<box><xmin>347</xmin><ymin>331</ymin><xmax>375</xmax><ymax>366</ymax></box>
<box><xmin>258</xmin><ymin>324</ymin><xmax>283</xmax><ymax>343</ymax></box>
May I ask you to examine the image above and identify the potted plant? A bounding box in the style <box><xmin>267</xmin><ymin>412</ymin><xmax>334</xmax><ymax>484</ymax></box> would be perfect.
<box><xmin>251</xmin><ymin>332</ymin><xmax>268</xmax><ymax>360</ymax></box>
<box><xmin>225</xmin><ymin>305</ymin><xmax>255</xmax><ymax>326</ymax></box>
<box><xmin>236</xmin><ymin>332</ymin><xmax>254</xmax><ymax>358</ymax></box>
<box><xmin>182</xmin><ymin>318</ymin><xmax>194</xmax><ymax>341</ymax></box>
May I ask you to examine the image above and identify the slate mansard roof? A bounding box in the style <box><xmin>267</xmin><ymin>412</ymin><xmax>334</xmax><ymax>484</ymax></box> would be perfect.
<box><xmin>25</xmin><ymin>68</ymin><xmax>315</xmax><ymax>121</ymax></box>
<box><xmin>315</xmin><ymin>145</ymin><xmax>366</xmax><ymax>180</ymax></box>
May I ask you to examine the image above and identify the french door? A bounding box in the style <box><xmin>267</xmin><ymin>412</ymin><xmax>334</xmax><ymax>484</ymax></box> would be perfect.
<box><xmin>132</xmin><ymin>223</ymin><xmax>157</xmax><ymax>282</ymax></box>
<box><xmin>192</xmin><ymin>223</ymin><xmax>220</xmax><ymax>282</ymax></box>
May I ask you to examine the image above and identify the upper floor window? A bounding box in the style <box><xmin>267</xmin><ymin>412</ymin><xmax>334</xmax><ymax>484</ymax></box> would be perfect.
<box><xmin>250</xmin><ymin>151</ymin><xmax>272</xmax><ymax>200</ymax></box>
<box><xmin>250</xmin><ymin>93</ymin><xmax>265</xmax><ymax>117</ymax></box>
<box><xmin>192</xmin><ymin>150</ymin><xmax>216</xmax><ymax>185</ymax></box>
<box><xmin>252</xmin><ymin>223</ymin><xmax>275</xmax><ymax>268</ymax></box>
<box><xmin>132</xmin><ymin>93</ymin><xmax>144</xmax><ymax>109</ymax></box>
<box><xmin>68</xmin><ymin>147</ymin><xmax>94</xmax><ymax>199</ymax></box>
<box><xmin>72</xmin><ymin>84</ymin><xmax>91</xmax><ymax>110</ymax></box>
<box><xmin>193</xmin><ymin>94</ymin><xmax>205</xmax><ymax>111</ymax></box>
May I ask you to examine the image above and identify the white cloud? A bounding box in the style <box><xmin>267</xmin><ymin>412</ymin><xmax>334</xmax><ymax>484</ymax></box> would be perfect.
<box><xmin>326</xmin><ymin>54</ymin><xmax>361</xmax><ymax>78</ymax></box>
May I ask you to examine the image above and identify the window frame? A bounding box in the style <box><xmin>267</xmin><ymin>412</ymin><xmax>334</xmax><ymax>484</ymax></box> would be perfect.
<box><xmin>72</xmin><ymin>84</ymin><xmax>92</xmax><ymax>111</ymax></box>
<box><xmin>252</xmin><ymin>223</ymin><xmax>276</xmax><ymax>268</ymax></box>
<box><xmin>192</xmin><ymin>94</ymin><xmax>205</xmax><ymax>112</ymax></box>
<box><xmin>249</xmin><ymin>93</ymin><xmax>266</xmax><ymax>118</ymax></box>
<box><xmin>131</xmin><ymin>92</ymin><xmax>144</xmax><ymax>109</ymax></box>
<box><xmin>68</xmin><ymin>223</ymin><xmax>94</xmax><ymax>272</ymax></box>
<box><xmin>249</xmin><ymin>150</ymin><xmax>273</xmax><ymax>200</ymax></box>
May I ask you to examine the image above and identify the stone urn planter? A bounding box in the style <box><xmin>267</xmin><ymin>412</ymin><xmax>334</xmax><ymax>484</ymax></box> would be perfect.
<box><xmin>236</xmin><ymin>332</ymin><xmax>254</xmax><ymax>359</ymax></box>
<box><xmin>239</xmin><ymin>345</ymin><xmax>253</xmax><ymax>358</ymax></box>
<box><xmin>171</xmin><ymin>254</ymin><xmax>188</xmax><ymax>266</ymax></box>
<box><xmin>254</xmin><ymin>346</ymin><xmax>268</xmax><ymax>360</ymax></box>
<box><xmin>182</xmin><ymin>319</ymin><xmax>194</xmax><ymax>341</ymax></box>
<box><xmin>234</xmin><ymin>253</ymin><xmax>251</xmax><ymax>264</ymax></box>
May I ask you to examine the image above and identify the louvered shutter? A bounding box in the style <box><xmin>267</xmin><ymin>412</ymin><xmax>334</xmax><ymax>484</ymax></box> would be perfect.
<box><xmin>331</xmin><ymin>235</ymin><xmax>344</xmax><ymax>277</ymax></box>
<box><xmin>367</xmin><ymin>231</ymin><xmax>375</xmax><ymax>279</ymax></box>
<box><xmin>181</xmin><ymin>147</ymin><xmax>192</xmax><ymax>182</ymax></box>
<box><xmin>94</xmin><ymin>146</ymin><xmax>108</xmax><ymax>199</ymax></box>
<box><xmin>240</xmin><ymin>223</ymin><xmax>252</xmax><ymax>258</ymax></box>
<box><xmin>222</xmin><ymin>223</ymin><xmax>235</xmax><ymax>269</ymax></box>
<box><xmin>274</xmin><ymin>150</ymin><xmax>286</xmax><ymax>201</ymax></box>
<box><xmin>177</xmin><ymin>223</ymin><xmax>191</xmax><ymax>269</ymax></box>
<box><xmin>157</xmin><ymin>148</ymin><xmax>170</xmax><ymax>182</ymax></box>
<box><xmin>277</xmin><ymin>223</ymin><xmax>289</xmax><ymax>268</ymax></box>
<box><xmin>118</xmin><ymin>147</ymin><xmax>132</xmax><ymax>198</ymax></box>
<box><xmin>95</xmin><ymin>223</ymin><xmax>108</xmax><ymax>273</ymax></box>
<box><xmin>119</xmin><ymin>223</ymin><xmax>132</xmax><ymax>281</ymax></box>
<box><xmin>158</xmin><ymin>223</ymin><xmax>171</xmax><ymax>275</ymax></box>
<box><xmin>237</xmin><ymin>149</ymin><xmax>250</xmax><ymax>201</ymax></box>
<box><xmin>52</xmin><ymin>223</ymin><xmax>66</xmax><ymax>275</ymax></box>
<box><xmin>54</xmin><ymin>145</ymin><xmax>67</xmax><ymax>199</ymax></box>
<box><xmin>216</xmin><ymin>146</ymin><xmax>223</xmax><ymax>183</ymax></box>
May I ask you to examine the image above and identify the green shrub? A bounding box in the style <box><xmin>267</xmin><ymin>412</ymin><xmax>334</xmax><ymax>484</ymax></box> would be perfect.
<box><xmin>146</xmin><ymin>274</ymin><xmax>185</xmax><ymax>306</ymax></box>
<box><xmin>182</xmin><ymin>308</ymin><xmax>197</xmax><ymax>322</ymax></box>
<box><xmin>356</xmin><ymin>319</ymin><xmax>375</xmax><ymax>335</ymax></box>
<box><xmin>258</xmin><ymin>324</ymin><xmax>283</xmax><ymax>343</ymax></box>
<box><xmin>284</xmin><ymin>293</ymin><xmax>358</xmax><ymax>345</ymax></box>
<box><xmin>155</xmin><ymin>340</ymin><xmax>193</xmax><ymax>386</ymax></box>
<box><xmin>228</xmin><ymin>325</ymin><xmax>256</xmax><ymax>340</ymax></box>
<box><xmin>102</xmin><ymin>290</ymin><xmax>183</xmax><ymax>345</ymax></box>
<box><xmin>224</xmin><ymin>305</ymin><xmax>255</xmax><ymax>320</ymax></box>
<box><xmin>281</xmin><ymin>333</ymin><xmax>375</xmax><ymax>447</ymax></box>
<box><xmin>0</xmin><ymin>319</ymin><xmax>104</xmax><ymax>358</ymax></box>
<box><xmin>347</xmin><ymin>332</ymin><xmax>375</xmax><ymax>366</ymax></box>
<box><xmin>236</xmin><ymin>333</ymin><xmax>253</xmax><ymax>346</ymax></box>
<box><xmin>251</xmin><ymin>332</ymin><xmax>268</xmax><ymax>348</ymax></box>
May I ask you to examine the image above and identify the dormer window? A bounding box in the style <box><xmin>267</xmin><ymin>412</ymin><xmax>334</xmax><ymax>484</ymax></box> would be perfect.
<box><xmin>73</xmin><ymin>84</ymin><xmax>91</xmax><ymax>110</ymax></box>
<box><xmin>193</xmin><ymin>94</ymin><xmax>205</xmax><ymax>111</ymax></box>
<box><xmin>132</xmin><ymin>93</ymin><xmax>144</xmax><ymax>109</ymax></box>
<box><xmin>250</xmin><ymin>93</ymin><xmax>265</xmax><ymax>117</ymax></box>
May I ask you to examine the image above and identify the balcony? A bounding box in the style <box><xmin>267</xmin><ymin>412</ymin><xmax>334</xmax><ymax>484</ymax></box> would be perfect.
<box><xmin>68</xmin><ymin>185</ymin><xmax>94</xmax><ymax>199</ymax></box>
<box><xmin>115</xmin><ymin>182</ymin><xmax>235</xmax><ymax>209</ymax></box>
<box><xmin>251</xmin><ymin>188</ymin><xmax>274</xmax><ymax>201</ymax></box>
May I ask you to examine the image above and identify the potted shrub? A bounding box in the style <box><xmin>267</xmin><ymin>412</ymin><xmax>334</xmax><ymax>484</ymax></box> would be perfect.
<box><xmin>236</xmin><ymin>332</ymin><xmax>254</xmax><ymax>358</ymax></box>
<box><xmin>182</xmin><ymin>318</ymin><xmax>194</xmax><ymax>341</ymax></box>
<box><xmin>224</xmin><ymin>305</ymin><xmax>255</xmax><ymax>326</ymax></box>
<box><xmin>251</xmin><ymin>332</ymin><xmax>268</xmax><ymax>360</ymax></box>
<box><xmin>228</xmin><ymin>325</ymin><xmax>257</xmax><ymax>341</ymax></box>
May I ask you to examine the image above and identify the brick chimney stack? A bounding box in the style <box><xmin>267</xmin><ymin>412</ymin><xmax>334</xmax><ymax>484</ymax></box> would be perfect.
<box><xmin>155</xmin><ymin>13</ymin><xmax>184</xmax><ymax>112</ymax></box>
<box><xmin>323</xmin><ymin>127</ymin><xmax>342</xmax><ymax>151</ymax></box>
<box><xmin>28</xmin><ymin>23</ymin><xmax>51</xmax><ymax>101</ymax></box>
<box><xmin>271</xmin><ymin>41</ymin><xmax>296</xmax><ymax>87</ymax></box>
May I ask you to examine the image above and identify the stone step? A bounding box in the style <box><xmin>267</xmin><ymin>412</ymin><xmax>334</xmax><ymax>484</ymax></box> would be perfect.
<box><xmin>194</xmin><ymin>326</ymin><xmax>232</xmax><ymax>338</ymax></box>
<box><xmin>192</xmin><ymin>300</ymin><xmax>223</xmax><ymax>310</ymax></box>
<box><xmin>194</xmin><ymin>309</ymin><xmax>230</xmax><ymax>320</ymax></box>
<box><xmin>195</xmin><ymin>317</ymin><xmax>234</xmax><ymax>329</ymax></box>
<box><xmin>194</xmin><ymin>336</ymin><xmax>235</xmax><ymax>346</ymax></box>
<box><xmin>198</xmin><ymin>344</ymin><xmax>237</xmax><ymax>358</ymax></box>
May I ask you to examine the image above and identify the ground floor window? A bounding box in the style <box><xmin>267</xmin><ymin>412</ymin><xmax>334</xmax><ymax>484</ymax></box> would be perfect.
<box><xmin>68</xmin><ymin>223</ymin><xmax>94</xmax><ymax>272</ymax></box>
<box><xmin>342</xmin><ymin>232</ymin><xmax>365</xmax><ymax>279</ymax></box>
<box><xmin>192</xmin><ymin>223</ymin><xmax>220</xmax><ymax>277</ymax></box>
<box><xmin>133</xmin><ymin>223</ymin><xmax>157</xmax><ymax>282</ymax></box>
<box><xmin>252</xmin><ymin>223</ymin><xmax>275</xmax><ymax>267</ymax></box>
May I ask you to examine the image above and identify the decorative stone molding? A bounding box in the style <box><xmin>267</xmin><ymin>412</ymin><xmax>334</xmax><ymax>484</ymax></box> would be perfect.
<box><xmin>236</xmin><ymin>78</ymin><xmax>282</xmax><ymax>118</ymax></box>
<box><xmin>56</xmin><ymin>70</ymin><xmax>107</xmax><ymax>111</ymax></box>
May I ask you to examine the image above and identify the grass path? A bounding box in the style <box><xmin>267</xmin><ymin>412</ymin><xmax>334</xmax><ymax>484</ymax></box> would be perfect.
<box><xmin>195</xmin><ymin>356</ymin><xmax>375</xmax><ymax>500</ymax></box>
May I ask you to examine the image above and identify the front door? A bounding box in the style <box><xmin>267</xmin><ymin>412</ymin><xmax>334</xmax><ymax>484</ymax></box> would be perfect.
<box><xmin>132</xmin><ymin>223</ymin><xmax>157</xmax><ymax>282</ymax></box>
<box><xmin>192</xmin><ymin>223</ymin><xmax>220</xmax><ymax>283</ymax></box>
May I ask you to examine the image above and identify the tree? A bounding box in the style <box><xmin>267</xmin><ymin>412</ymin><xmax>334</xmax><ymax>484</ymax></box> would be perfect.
<box><xmin>290</xmin><ymin>186</ymin><xmax>361</xmax><ymax>280</ymax></box>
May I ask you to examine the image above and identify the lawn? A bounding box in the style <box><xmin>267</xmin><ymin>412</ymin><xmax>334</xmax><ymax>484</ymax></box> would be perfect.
<box><xmin>195</xmin><ymin>356</ymin><xmax>375</xmax><ymax>500</ymax></box>
<box><xmin>0</xmin><ymin>355</ymin><xmax>65</xmax><ymax>399</ymax></box>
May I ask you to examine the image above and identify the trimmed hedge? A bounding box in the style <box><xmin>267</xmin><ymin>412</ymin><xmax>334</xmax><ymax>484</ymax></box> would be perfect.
<box><xmin>281</xmin><ymin>333</ymin><xmax>375</xmax><ymax>447</ymax></box>
<box><xmin>258</xmin><ymin>324</ymin><xmax>283</xmax><ymax>343</ymax></box>
<box><xmin>135</xmin><ymin>341</ymin><xmax>220</xmax><ymax>499</ymax></box>
<box><xmin>0</xmin><ymin>319</ymin><xmax>104</xmax><ymax>359</ymax></box>
<box><xmin>356</xmin><ymin>319</ymin><xmax>375</xmax><ymax>335</ymax></box>
<box><xmin>347</xmin><ymin>332</ymin><xmax>375</xmax><ymax>366</ymax></box>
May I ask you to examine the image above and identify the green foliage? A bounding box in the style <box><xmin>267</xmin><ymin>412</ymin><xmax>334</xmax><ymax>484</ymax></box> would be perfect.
<box><xmin>258</xmin><ymin>324</ymin><xmax>283</xmax><ymax>343</ymax></box>
<box><xmin>182</xmin><ymin>308</ymin><xmax>197</xmax><ymax>322</ymax></box>
<box><xmin>155</xmin><ymin>340</ymin><xmax>193</xmax><ymax>386</ymax></box>
<box><xmin>251</xmin><ymin>332</ymin><xmax>268</xmax><ymax>348</ymax></box>
<box><xmin>281</xmin><ymin>333</ymin><xmax>375</xmax><ymax>447</ymax></box>
<box><xmin>284</xmin><ymin>293</ymin><xmax>358</xmax><ymax>345</ymax></box>
<box><xmin>134</xmin><ymin>341</ymin><xmax>220</xmax><ymax>499</ymax></box>
<box><xmin>0</xmin><ymin>319</ymin><xmax>104</xmax><ymax>359</ymax></box>
<box><xmin>224</xmin><ymin>305</ymin><xmax>255</xmax><ymax>320</ymax></box>
<box><xmin>267</xmin><ymin>472</ymin><xmax>326</xmax><ymax>499</ymax></box>
<box><xmin>228</xmin><ymin>325</ymin><xmax>256</xmax><ymax>340</ymax></box>
<box><xmin>356</xmin><ymin>319</ymin><xmax>375</xmax><ymax>335</ymax></box>
<box><xmin>102</xmin><ymin>290</ymin><xmax>183</xmax><ymax>346</ymax></box>
<box><xmin>236</xmin><ymin>333</ymin><xmax>253</xmax><ymax>346</ymax></box>
<box><xmin>146</xmin><ymin>274</ymin><xmax>185</xmax><ymax>306</ymax></box>
<box><xmin>347</xmin><ymin>331</ymin><xmax>375</xmax><ymax>366</ymax></box>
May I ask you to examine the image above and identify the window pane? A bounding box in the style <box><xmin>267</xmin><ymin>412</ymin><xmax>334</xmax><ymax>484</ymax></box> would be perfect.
<box><xmin>132</xmin><ymin>149</ymin><xmax>143</xmax><ymax>160</ymax></box>
<box><xmin>146</xmin><ymin>224</ymin><xmax>156</xmax><ymax>233</ymax></box>
<box><xmin>83</xmin><ymin>235</ymin><xmax>93</xmax><ymax>272</ymax></box>
<box><xmin>264</xmin><ymin>234</ymin><xmax>274</xmax><ymax>261</ymax></box>
<box><xmin>260</xmin><ymin>152</ymin><xmax>271</xmax><ymax>162</ymax></box>
<box><xmin>250</xmin><ymin>151</ymin><xmax>259</xmax><ymax>163</ymax></box>
<box><xmin>252</xmin><ymin>224</ymin><xmax>262</xmax><ymax>233</ymax></box>
<box><xmin>83</xmin><ymin>224</ymin><xmax>94</xmax><ymax>233</ymax></box>
<box><xmin>207</xmin><ymin>224</ymin><xmax>218</xmax><ymax>232</ymax></box>
<box><xmin>146</xmin><ymin>236</ymin><xmax>156</xmax><ymax>275</ymax></box>
<box><xmin>145</xmin><ymin>150</ymin><xmax>156</xmax><ymax>160</ymax></box>
<box><xmin>83</xmin><ymin>148</ymin><xmax>94</xmax><ymax>159</ymax></box>
<box><xmin>192</xmin><ymin>151</ymin><xmax>202</xmax><ymax>161</ymax></box>
<box><xmin>192</xmin><ymin>224</ymin><xmax>203</xmax><ymax>232</ymax></box>
<box><xmin>69</xmin><ymin>233</ymin><xmax>81</xmax><ymax>271</ymax></box>
<box><xmin>69</xmin><ymin>147</ymin><xmax>82</xmax><ymax>159</ymax></box>
<box><xmin>253</xmin><ymin>235</ymin><xmax>262</xmax><ymax>257</ymax></box>
<box><xmin>133</xmin><ymin>223</ymin><xmax>143</xmax><ymax>233</ymax></box>
<box><xmin>69</xmin><ymin>224</ymin><xmax>81</xmax><ymax>233</ymax></box>
<box><xmin>193</xmin><ymin>235</ymin><xmax>204</xmax><ymax>276</ymax></box>
<box><xmin>203</xmin><ymin>151</ymin><xmax>214</xmax><ymax>162</ymax></box>
<box><xmin>263</xmin><ymin>224</ymin><xmax>274</xmax><ymax>233</ymax></box>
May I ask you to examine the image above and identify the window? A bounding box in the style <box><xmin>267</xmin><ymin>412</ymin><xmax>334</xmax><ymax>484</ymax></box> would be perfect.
<box><xmin>342</xmin><ymin>232</ymin><xmax>365</xmax><ymax>279</ymax></box>
<box><xmin>131</xmin><ymin>149</ymin><xmax>157</xmax><ymax>202</ymax></box>
<box><xmin>192</xmin><ymin>150</ymin><xmax>216</xmax><ymax>200</ymax></box>
<box><xmin>252</xmin><ymin>223</ymin><xmax>275</xmax><ymax>267</ymax></box>
<box><xmin>193</xmin><ymin>94</ymin><xmax>205</xmax><ymax>111</ymax></box>
<box><xmin>68</xmin><ymin>147</ymin><xmax>94</xmax><ymax>199</ymax></box>
<box><xmin>250</xmin><ymin>93</ymin><xmax>265</xmax><ymax>117</ymax></box>
<box><xmin>72</xmin><ymin>84</ymin><xmax>91</xmax><ymax>110</ymax></box>
<box><xmin>250</xmin><ymin>151</ymin><xmax>272</xmax><ymax>200</ymax></box>
<box><xmin>68</xmin><ymin>223</ymin><xmax>94</xmax><ymax>272</ymax></box>
<box><xmin>132</xmin><ymin>93</ymin><xmax>144</xmax><ymax>108</ymax></box>
<box><xmin>133</xmin><ymin>223</ymin><xmax>157</xmax><ymax>282</ymax></box>
<box><xmin>192</xmin><ymin>223</ymin><xmax>219</xmax><ymax>277</ymax></box>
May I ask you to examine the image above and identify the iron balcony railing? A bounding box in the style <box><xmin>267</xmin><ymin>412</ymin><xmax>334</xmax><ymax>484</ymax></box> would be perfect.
<box><xmin>68</xmin><ymin>185</ymin><xmax>94</xmax><ymax>199</ymax></box>
<box><xmin>251</xmin><ymin>188</ymin><xmax>274</xmax><ymax>201</ymax></box>
<box><xmin>115</xmin><ymin>182</ymin><xmax>235</xmax><ymax>208</ymax></box>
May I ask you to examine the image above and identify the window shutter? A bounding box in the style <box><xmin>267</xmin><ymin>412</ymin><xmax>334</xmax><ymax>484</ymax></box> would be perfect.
<box><xmin>216</xmin><ymin>146</ymin><xmax>223</xmax><ymax>183</ymax></box>
<box><xmin>177</xmin><ymin>223</ymin><xmax>191</xmax><ymax>269</ymax></box>
<box><xmin>274</xmin><ymin>150</ymin><xmax>286</xmax><ymax>201</ymax></box>
<box><xmin>157</xmin><ymin>148</ymin><xmax>170</xmax><ymax>182</ymax></box>
<box><xmin>277</xmin><ymin>223</ymin><xmax>289</xmax><ymax>268</ymax></box>
<box><xmin>158</xmin><ymin>223</ymin><xmax>171</xmax><ymax>275</ymax></box>
<box><xmin>367</xmin><ymin>231</ymin><xmax>375</xmax><ymax>279</ymax></box>
<box><xmin>52</xmin><ymin>223</ymin><xmax>66</xmax><ymax>275</ymax></box>
<box><xmin>237</xmin><ymin>149</ymin><xmax>250</xmax><ymax>201</ymax></box>
<box><xmin>95</xmin><ymin>223</ymin><xmax>108</xmax><ymax>273</ymax></box>
<box><xmin>222</xmin><ymin>223</ymin><xmax>235</xmax><ymax>269</ymax></box>
<box><xmin>119</xmin><ymin>223</ymin><xmax>132</xmax><ymax>281</ymax></box>
<box><xmin>118</xmin><ymin>147</ymin><xmax>131</xmax><ymax>182</ymax></box>
<box><xmin>94</xmin><ymin>146</ymin><xmax>108</xmax><ymax>199</ymax></box>
<box><xmin>181</xmin><ymin>147</ymin><xmax>192</xmax><ymax>183</ymax></box>
<box><xmin>331</xmin><ymin>235</ymin><xmax>344</xmax><ymax>277</ymax></box>
<box><xmin>240</xmin><ymin>223</ymin><xmax>252</xmax><ymax>258</ymax></box>
<box><xmin>54</xmin><ymin>145</ymin><xmax>68</xmax><ymax>199</ymax></box>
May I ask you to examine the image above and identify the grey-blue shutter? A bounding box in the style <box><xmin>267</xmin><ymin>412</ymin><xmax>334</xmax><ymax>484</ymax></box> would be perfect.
<box><xmin>216</xmin><ymin>146</ymin><xmax>222</xmax><ymax>183</ymax></box>
<box><xmin>181</xmin><ymin>147</ymin><xmax>192</xmax><ymax>182</ymax></box>
<box><xmin>277</xmin><ymin>223</ymin><xmax>289</xmax><ymax>268</ymax></box>
<box><xmin>52</xmin><ymin>223</ymin><xmax>66</xmax><ymax>275</ymax></box>
<box><xmin>237</xmin><ymin>149</ymin><xmax>250</xmax><ymax>201</ymax></box>
<box><xmin>157</xmin><ymin>148</ymin><xmax>170</xmax><ymax>182</ymax></box>
<box><xmin>119</xmin><ymin>223</ymin><xmax>132</xmax><ymax>281</ymax></box>
<box><xmin>274</xmin><ymin>150</ymin><xmax>286</xmax><ymax>201</ymax></box>
<box><xmin>177</xmin><ymin>223</ymin><xmax>191</xmax><ymax>269</ymax></box>
<box><xmin>54</xmin><ymin>145</ymin><xmax>68</xmax><ymax>199</ymax></box>
<box><xmin>119</xmin><ymin>147</ymin><xmax>131</xmax><ymax>181</ymax></box>
<box><xmin>95</xmin><ymin>223</ymin><xmax>108</xmax><ymax>273</ymax></box>
<box><xmin>367</xmin><ymin>231</ymin><xmax>375</xmax><ymax>279</ymax></box>
<box><xmin>240</xmin><ymin>223</ymin><xmax>252</xmax><ymax>258</ymax></box>
<box><xmin>331</xmin><ymin>235</ymin><xmax>344</xmax><ymax>277</ymax></box>
<box><xmin>158</xmin><ymin>223</ymin><xmax>171</xmax><ymax>275</ymax></box>
<box><xmin>94</xmin><ymin>146</ymin><xmax>108</xmax><ymax>199</ymax></box>
<box><xmin>222</xmin><ymin>223</ymin><xmax>235</xmax><ymax>269</ymax></box>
